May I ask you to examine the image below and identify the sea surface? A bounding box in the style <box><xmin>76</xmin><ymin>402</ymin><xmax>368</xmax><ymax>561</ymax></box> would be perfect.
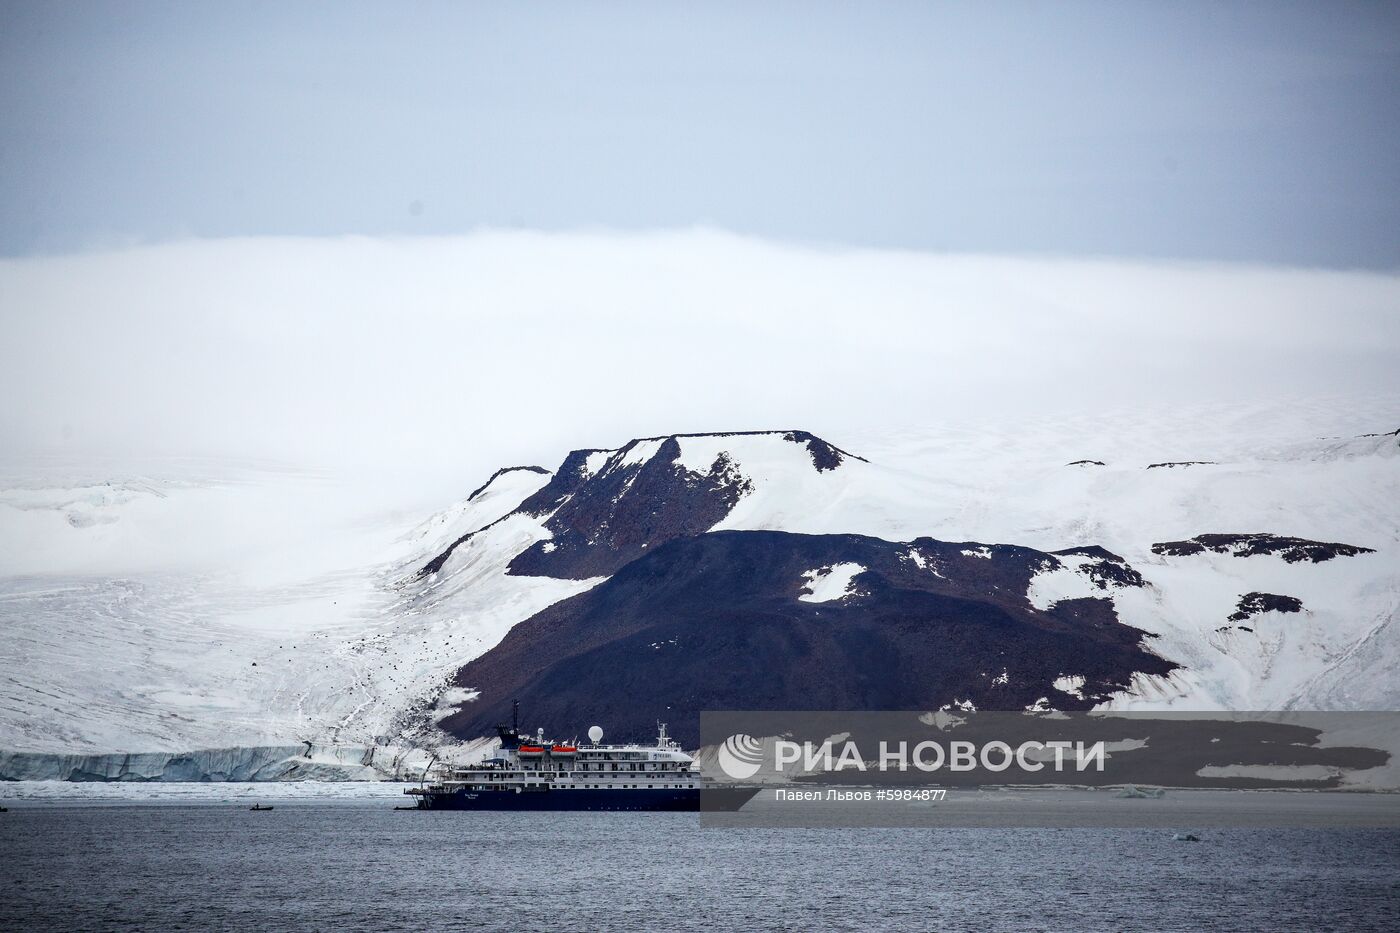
<box><xmin>2</xmin><ymin>796</ymin><xmax>1399</xmax><ymax>932</ymax></box>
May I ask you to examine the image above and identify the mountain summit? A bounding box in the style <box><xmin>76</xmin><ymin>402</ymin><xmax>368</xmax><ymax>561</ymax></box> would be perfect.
<box><xmin>419</xmin><ymin>430</ymin><xmax>865</xmax><ymax>581</ymax></box>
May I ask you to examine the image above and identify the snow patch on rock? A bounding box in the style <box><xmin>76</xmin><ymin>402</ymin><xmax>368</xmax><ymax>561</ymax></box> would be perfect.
<box><xmin>798</xmin><ymin>563</ymin><xmax>866</xmax><ymax>603</ymax></box>
<box><xmin>581</xmin><ymin>450</ymin><xmax>611</xmax><ymax>478</ymax></box>
<box><xmin>1053</xmin><ymin>675</ymin><xmax>1086</xmax><ymax>699</ymax></box>
<box><xmin>1026</xmin><ymin>560</ymin><xmax>1097</xmax><ymax>610</ymax></box>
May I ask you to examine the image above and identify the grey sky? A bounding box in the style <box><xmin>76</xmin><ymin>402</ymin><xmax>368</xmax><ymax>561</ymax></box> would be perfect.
<box><xmin>2</xmin><ymin>1</ymin><xmax>1398</xmax><ymax>268</ymax></box>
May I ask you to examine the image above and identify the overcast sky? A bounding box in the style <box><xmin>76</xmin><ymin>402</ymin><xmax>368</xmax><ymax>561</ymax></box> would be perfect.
<box><xmin>2</xmin><ymin>1</ymin><xmax>1398</xmax><ymax>267</ymax></box>
<box><xmin>2</xmin><ymin>4</ymin><xmax>1398</xmax><ymax>490</ymax></box>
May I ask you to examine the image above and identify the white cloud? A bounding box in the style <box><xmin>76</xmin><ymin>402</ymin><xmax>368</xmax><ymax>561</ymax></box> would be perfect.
<box><xmin>1</xmin><ymin>229</ymin><xmax>1397</xmax><ymax>499</ymax></box>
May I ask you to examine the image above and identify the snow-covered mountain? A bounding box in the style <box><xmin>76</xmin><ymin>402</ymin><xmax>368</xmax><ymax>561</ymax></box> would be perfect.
<box><xmin>1</xmin><ymin>410</ymin><xmax>1396</xmax><ymax>778</ymax></box>
<box><xmin>424</xmin><ymin>426</ymin><xmax>1398</xmax><ymax>744</ymax></box>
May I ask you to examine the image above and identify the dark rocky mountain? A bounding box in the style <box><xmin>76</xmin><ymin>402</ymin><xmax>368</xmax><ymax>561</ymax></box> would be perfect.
<box><xmin>420</xmin><ymin>430</ymin><xmax>863</xmax><ymax>581</ymax></box>
<box><xmin>1152</xmin><ymin>533</ymin><xmax>1374</xmax><ymax>563</ymax></box>
<box><xmin>420</xmin><ymin>427</ymin><xmax>1391</xmax><ymax>747</ymax></box>
<box><xmin>505</xmin><ymin>438</ymin><xmax>751</xmax><ymax>579</ymax></box>
<box><xmin>439</xmin><ymin>530</ymin><xmax>1174</xmax><ymax>746</ymax></box>
<box><xmin>1050</xmin><ymin>546</ymin><xmax>1145</xmax><ymax>588</ymax></box>
<box><xmin>1227</xmin><ymin>592</ymin><xmax>1304</xmax><ymax>623</ymax></box>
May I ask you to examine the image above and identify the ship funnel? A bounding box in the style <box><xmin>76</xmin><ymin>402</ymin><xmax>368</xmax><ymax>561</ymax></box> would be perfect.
<box><xmin>588</xmin><ymin>725</ymin><xmax>604</xmax><ymax>744</ymax></box>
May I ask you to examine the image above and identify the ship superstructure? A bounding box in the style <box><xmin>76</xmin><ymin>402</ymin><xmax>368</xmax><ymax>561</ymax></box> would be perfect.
<box><xmin>407</xmin><ymin>711</ymin><xmax>706</xmax><ymax>811</ymax></box>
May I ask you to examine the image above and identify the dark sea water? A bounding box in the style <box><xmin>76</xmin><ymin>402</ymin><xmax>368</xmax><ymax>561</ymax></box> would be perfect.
<box><xmin>2</xmin><ymin>801</ymin><xmax>1399</xmax><ymax>932</ymax></box>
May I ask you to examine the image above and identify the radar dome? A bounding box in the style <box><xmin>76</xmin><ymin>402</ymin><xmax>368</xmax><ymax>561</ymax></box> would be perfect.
<box><xmin>587</xmin><ymin>725</ymin><xmax>604</xmax><ymax>744</ymax></box>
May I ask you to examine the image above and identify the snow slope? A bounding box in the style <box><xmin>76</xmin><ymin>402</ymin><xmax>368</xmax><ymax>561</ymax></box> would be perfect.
<box><xmin>0</xmin><ymin>460</ymin><xmax>578</xmax><ymax>755</ymax></box>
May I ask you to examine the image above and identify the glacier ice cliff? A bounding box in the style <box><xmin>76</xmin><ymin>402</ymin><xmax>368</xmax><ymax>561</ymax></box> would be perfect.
<box><xmin>0</xmin><ymin>743</ymin><xmax>433</xmax><ymax>783</ymax></box>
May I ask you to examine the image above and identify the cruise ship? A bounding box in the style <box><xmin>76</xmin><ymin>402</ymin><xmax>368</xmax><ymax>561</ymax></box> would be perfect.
<box><xmin>407</xmin><ymin>711</ymin><xmax>755</xmax><ymax>812</ymax></box>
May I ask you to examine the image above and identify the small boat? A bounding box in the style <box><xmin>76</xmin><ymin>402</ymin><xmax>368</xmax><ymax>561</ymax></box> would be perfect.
<box><xmin>249</xmin><ymin>803</ymin><xmax>274</xmax><ymax>811</ymax></box>
<box><xmin>1173</xmin><ymin>832</ymin><xmax>1200</xmax><ymax>842</ymax></box>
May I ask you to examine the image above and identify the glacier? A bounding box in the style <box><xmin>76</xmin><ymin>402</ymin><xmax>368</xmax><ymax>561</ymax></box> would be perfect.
<box><xmin>0</xmin><ymin>743</ymin><xmax>435</xmax><ymax>783</ymax></box>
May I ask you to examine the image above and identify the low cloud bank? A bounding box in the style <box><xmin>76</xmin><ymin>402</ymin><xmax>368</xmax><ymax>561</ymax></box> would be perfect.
<box><xmin>2</xmin><ymin>229</ymin><xmax>1397</xmax><ymax>488</ymax></box>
